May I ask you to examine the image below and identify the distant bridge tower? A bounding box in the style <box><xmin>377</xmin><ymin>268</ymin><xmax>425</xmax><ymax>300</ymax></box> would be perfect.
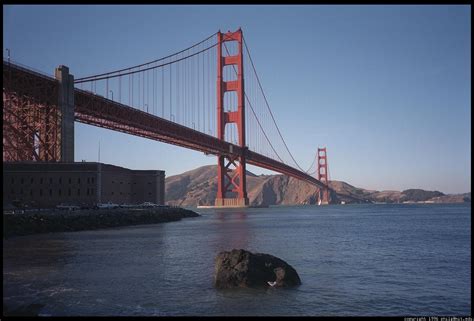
<box><xmin>214</xmin><ymin>28</ymin><xmax>249</xmax><ymax>207</ymax></box>
<box><xmin>317</xmin><ymin>147</ymin><xmax>330</xmax><ymax>205</ymax></box>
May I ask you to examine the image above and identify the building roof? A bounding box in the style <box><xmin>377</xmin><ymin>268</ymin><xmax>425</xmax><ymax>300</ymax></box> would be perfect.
<box><xmin>3</xmin><ymin>162</ymin><xmax>164</xmax><ymax>173</ymax></box>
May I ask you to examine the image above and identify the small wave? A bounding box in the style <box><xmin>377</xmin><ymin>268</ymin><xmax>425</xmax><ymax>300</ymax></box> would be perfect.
<box><xmin>43</xmin><ymin>286</ymin><xmax>78</xmax><ymax>297</ymax></box>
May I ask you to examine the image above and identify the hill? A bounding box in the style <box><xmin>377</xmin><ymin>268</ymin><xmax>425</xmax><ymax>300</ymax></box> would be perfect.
<box><xmin>165</xmin><ymin>165</ymin><xmax>470</xmax><ymax>206</ymax></box>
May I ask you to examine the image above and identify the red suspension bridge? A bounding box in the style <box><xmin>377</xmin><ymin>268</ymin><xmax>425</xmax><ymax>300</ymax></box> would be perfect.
<box><xmin>3</xmin><ymin>29</ymin><xmax>332</xmax><ymax>206</ymax></box>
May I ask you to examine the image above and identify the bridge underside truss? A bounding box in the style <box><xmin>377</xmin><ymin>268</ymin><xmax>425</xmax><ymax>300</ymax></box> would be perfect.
<box><xmin>3</xmin><ymin>65</ymin><xmax>61</xmax><ymax>162</ymax></box>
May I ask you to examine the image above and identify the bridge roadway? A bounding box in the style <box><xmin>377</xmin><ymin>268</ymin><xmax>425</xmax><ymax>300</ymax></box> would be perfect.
<box><xmin>4</xmin><ymin>61</ymin><xmax>328</xmax><ymax>191</ymax></box>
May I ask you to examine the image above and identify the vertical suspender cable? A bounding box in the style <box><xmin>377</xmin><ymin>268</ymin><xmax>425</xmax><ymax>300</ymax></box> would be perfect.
<box><xmin>202</xmin><ymin>50</ymin><xmax>205</xmax><ymax>134</ymax></box>
<box><xmin>177</xmin><ymin>53</ymin><xmax>180</xmax><ymax>123</ymax></box>
<box><xmin>162</xmin><ymin>66</ymin><xmax>164</xmax><ymax>117</ymax></box>
<box><xmin>170</xmin><ymin>63</ymin><xmax>172</xmax><ymax>120</ymax></box>
<box><xmin>197</xmin><ymin>46</ymin><xmax>200</xmax><ymax>132</ymax></box>
<box><xmin>138</xmin><ymin>69</ymin><xmax>141</xmax><ymax>109</ymax></box>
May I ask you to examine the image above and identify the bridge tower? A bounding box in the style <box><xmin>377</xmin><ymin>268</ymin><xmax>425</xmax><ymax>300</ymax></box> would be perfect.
<box><xmin>317</xmin><ymin>147</ymin><xmax>330</xmax><ymax>205</ymax></box>
<box><xmin>215</xmin><ymin>29</ymin><xmax>249</xmax><ymax>207</ymax></box>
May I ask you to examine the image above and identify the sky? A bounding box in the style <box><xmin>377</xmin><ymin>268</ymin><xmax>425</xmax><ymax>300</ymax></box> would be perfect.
<box><xmin>3</xmin><ymin>5</ymin><xmax>471</xmax><ymax>194</ymax></box>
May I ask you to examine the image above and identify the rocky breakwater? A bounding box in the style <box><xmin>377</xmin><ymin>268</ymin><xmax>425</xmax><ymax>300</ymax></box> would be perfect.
<box><xmin>214</xmin><ymin>249</ymin><xmax>301</xmax><ymax>289</ymax></box>
<box><xmin>3</xmin><ymin>207</ymin><xmax>200</xmax><ymax>238</ymax></box>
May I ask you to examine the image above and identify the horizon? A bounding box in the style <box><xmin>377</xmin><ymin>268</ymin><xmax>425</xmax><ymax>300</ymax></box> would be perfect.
<box><xmin>3</xmin><ymin>5</ymin><xmax>471</xmax><ymax>194</ymax></box>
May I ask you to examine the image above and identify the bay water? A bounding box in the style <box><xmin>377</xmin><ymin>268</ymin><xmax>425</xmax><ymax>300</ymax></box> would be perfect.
<box><xmin>3</xmin><ymin>203</ymin><xmax>471</xmax><ymax>316</ymax></box>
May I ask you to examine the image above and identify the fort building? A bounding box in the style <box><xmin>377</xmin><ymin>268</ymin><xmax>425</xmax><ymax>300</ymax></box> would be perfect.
<box><xmin>3</xmin><ymin>162</ymin><xmax>165</xmax><ymax>208</ymax></box>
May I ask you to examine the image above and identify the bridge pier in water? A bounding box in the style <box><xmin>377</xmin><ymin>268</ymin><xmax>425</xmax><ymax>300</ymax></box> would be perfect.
<box><xmin>214</xmin><ymin>29</ymin><xmax>249</xmax><ymax>207</ymax></box>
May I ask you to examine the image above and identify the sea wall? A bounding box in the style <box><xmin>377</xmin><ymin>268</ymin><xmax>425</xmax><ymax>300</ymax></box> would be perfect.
<box><xmin>3</xmin><ymin>207</ymin><xmax>200</xmax><ymax>238</ymax></box>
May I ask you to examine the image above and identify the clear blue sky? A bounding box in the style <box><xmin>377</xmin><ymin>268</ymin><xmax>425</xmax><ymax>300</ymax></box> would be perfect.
<box><xmin>3</xmin><ymin>5</ymin><xmax>471</xmax><ymax>194</ymax></box>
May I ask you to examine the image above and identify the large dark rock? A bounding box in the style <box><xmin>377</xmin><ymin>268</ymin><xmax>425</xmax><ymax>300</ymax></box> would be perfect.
<box><xmin>214</xmin><ymin>249</ymin><xmax>301</xmax><ymax>289</ymax></box>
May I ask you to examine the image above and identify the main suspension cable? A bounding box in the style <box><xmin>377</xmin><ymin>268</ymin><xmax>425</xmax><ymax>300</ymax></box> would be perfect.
<box><xmin>75</xmin><ymin>43</ymin><xmax>218</xmax><ymax>84</ymax></box>
<box><xmin>222</xmin><ymin>42</ymin><xmax>286</xmax><ymax>164</ymax></box>
<box><xmin>243</xmin><ymin>36</ymin><xmax>308</xmax><ymax>173</ymax></box>
<box><xmin>75</xmin><ymin>32</ymin><xmax>217</xmax><ymax>82</ymax></box>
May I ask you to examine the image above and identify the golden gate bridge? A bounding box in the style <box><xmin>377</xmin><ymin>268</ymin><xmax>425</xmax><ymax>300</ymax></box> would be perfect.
<box><xmin>3</xmin><ymin>28</ymin><xmax>332</xmax><ymax>206</ymax></box>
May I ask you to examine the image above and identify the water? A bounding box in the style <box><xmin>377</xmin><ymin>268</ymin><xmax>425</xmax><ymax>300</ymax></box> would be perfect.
<box><xmin>3</xmin><ymin>204</ymin><xmax>471</xmax><ymax>316</ymax></box>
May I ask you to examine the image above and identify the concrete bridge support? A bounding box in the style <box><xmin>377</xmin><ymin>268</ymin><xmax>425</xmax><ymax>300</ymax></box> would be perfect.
<box><xmin>55</xmin><ymin>65</ymin><xmax>75</xmax><ymax>162</ymax></box>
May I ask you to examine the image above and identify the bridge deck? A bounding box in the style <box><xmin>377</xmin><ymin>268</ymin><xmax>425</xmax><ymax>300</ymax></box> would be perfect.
<box><xmin>4</xmin><ymin>61</ymin><xmax>328</xmax><ymax>190</ymax></box>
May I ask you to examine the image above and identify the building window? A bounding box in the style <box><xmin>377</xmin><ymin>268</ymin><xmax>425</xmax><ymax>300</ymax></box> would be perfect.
<box><xmin>31</xmin><ymin>178</ymin><xmax>34</xmax><ymax>184</ymax></box>
<box><xmin>91</xmin><ymin>188</ymin><xmax>94</xmax><ymax>195</ymax></box>
<box><xmin>120</xmin><ymin>192</ymin><xmax>122</xmax><ymax>195</ymax></box>
<box><xmin>86</xmin><ymin>188</ymin><xmax>89</xmax><ymax>196</ymax></box>
<box><xmin>148</xmin><ymin>182</ymin><xmax>151</xmax><ymax>185</ymax></box>
<box><xmin>20</xmin><ymin>188</ymin><xmax>23</xmax><ymax>195</ymax></box>
<box><xmin>78</xmin><ymin>178</ymin><xmax>81</xmax><ymax>184</ymax></box>
<box><xmin>91</xmin><ymin>177</ymin><xmax>95</xmax><ymax>184</ymax></box>
<box><xmin>49</xmin><ymin>189</ymin><xmax>53</xmax><ymax>197</ymax></box>
<box><xmin>40</xmin><ymin>178</ymin><xmax>43</xmax><ymax>184</ymax></box>
<box><xmin>87</xmin><ymin>177</ymin><xmax>90</xmax><ymax>184</ymax></box>
<box><xmin>11</xmin><ymin>178</ymin><xmax>14</xmax><ymax>184</ymax></box>
<box><xmin>11</xmin><ymin>189</ymin><xmax>14</xmax><ymax>195</ymax></box>
<box><xmin>21</xmin><ymin>178</ymin><xmax>24</xmax><ymax>184</ymax></box>
<box><xmin>59</xmin><ymin>177</ymin><xmax>62</xmax><ymax>184</ymax></box>
<box><xmin>50</xmin><ymin>178</ymin><xmax>53</xmax><ymax>184</ymax></box>
<box><xmin>120</xmin><ymin>182</ymin><xmax>123</xmax><ymax>185</ymax></box>
<box><xmin>112</xmin><ymin>181</ymin><xmax>115</xmax><ymax>184</ymax></box>
<box><xmin>111</xmin><ymin>192</ymin><xmax>114</xmax><ymax>195</ymax></box>
<box><xmin>40</xmin><ymin>189</ymin><xmax>43</xmax><ymax>196</ymax></box>
<box><xmin>58</xmin><ymin>189</ymin><xmax>62</xmax><ymax>196</ymax></box>
<box><xmin>148</xmin><ymin>192</ymin><xmax>152</xmax><ymax>195</ymax></box>
<box><xmin>30</xmin><ymin>190</ymin><xmax>33</xmax><ymax>196</ymax></box>
<box><xmin>69</xmin><ymin>178</ymin><xmax>72</xmax><ymax>184</ymax></box>
<box><xmin>77</xmin><ymin>189</ymin><xmax>80</xmax><ymax>196</ymax></box>
<box><xmin>68</xmin><ymin>189</ymin><xmax>71</xmax><ymax>196</ymax></box>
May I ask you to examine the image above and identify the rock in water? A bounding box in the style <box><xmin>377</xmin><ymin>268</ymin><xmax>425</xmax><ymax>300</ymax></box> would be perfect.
<box><xmin>214</xmin><ymin>249</ymin><xmax>301</xmax><ymax>289</ymax></box>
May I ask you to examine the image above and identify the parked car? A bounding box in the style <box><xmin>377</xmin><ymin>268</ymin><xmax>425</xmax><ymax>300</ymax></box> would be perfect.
<box><xmin>139</xmin><ymin>202</ymin><xmax>158</xmax><ymax>208</ymax></box>
<box><xmin>97</xmin><ymin>202</ymin><xmax>120</xmax><ymax>209</ymax></box>
<box><xmin>56</xmin><ymin>203</ymin><xmax>81</xmax><ymax>211</ymax></box>
<box><xmin>3</xmin><ymin>209</ymin><xmax>24</xmax><ymax>214</ymax></box>
<box><xmin>119</xmin><ymin>204</ymin><xmax>135</xmax><ymax>208</ymax></box>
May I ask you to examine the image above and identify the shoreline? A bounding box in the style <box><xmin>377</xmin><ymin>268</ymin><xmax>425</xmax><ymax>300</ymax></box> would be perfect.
<box><xmin>3</xmin><ymin>207</ymin><xmax>200</xmax><ymax>238</ymax></box>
